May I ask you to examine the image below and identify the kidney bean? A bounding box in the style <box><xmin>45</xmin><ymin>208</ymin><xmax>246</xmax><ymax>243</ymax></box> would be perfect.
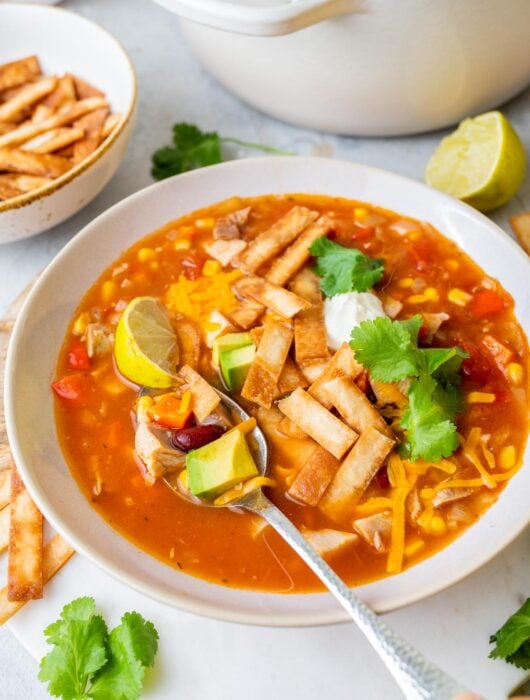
<box><xmin>375</xmin><ymin>466</ymin><xmax>391</xmax><ymax>489</ymax></box>
<box><xmin>172</xmin><ymin>424</ymin><xmax>226</xmax><ymax>452</ymax></box>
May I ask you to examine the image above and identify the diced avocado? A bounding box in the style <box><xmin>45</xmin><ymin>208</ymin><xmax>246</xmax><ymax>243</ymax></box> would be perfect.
<box><xmin>219</xmin><ymin>344</ymin><xmax>256</xmax><ymax>391</ymax></box>
<box><xmin>212</xmin><ymin>331</ymin><xmax>253</xmax><ymax>366</ymax></box>
<box><xmin>186</xmin><ymin>429</ymin><xmax>259</xmax><ymax>499</ymax></box>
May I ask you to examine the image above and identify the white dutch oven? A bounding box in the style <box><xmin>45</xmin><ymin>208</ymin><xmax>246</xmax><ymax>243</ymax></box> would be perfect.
<box><xmin>153</xmin><ymin>0</ymin><xmax>530</xmax><ymax>136</ymax></box>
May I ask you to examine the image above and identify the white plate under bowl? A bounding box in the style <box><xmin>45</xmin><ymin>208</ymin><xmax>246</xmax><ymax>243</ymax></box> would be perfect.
<box><xmin>5</xmin><ymin>157</ymin><xmax>530</xmax><ymax>626</ymax></box>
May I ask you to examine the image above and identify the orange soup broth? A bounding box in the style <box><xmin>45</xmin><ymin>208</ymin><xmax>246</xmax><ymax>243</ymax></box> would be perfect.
<box><xmin>55</xmin><ymin>194</ymin><xmax>529</xmax><ymax>593</ymax></box>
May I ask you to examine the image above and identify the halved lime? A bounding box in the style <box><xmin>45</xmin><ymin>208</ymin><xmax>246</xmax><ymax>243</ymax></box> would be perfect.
<box><xmin>425</xmin><ymin>111</ymin><xmax>526</xmax><ymax>212</ymax></box>
<box><xmin>114</xmin><ymin>296</ymin><xmax>179</xmax><ymax>388</ymax></box>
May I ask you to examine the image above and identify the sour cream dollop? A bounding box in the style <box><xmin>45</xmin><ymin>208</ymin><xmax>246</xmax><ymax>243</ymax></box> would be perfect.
<box><xmin>324</xmin><ymin>292</ymin><xmax>385</xmax><ymax>351</ymax></box>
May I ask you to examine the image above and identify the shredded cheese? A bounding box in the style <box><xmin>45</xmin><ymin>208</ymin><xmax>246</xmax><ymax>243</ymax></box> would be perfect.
<box><xmin>387</xmin><ymin>454</ymin><xmax>411</xmax><ymax>574</ymax></box>
<box><xmin>461</xmin><ymin>428</ymin><xmax>496</xmax><ymax>489</ymax></box>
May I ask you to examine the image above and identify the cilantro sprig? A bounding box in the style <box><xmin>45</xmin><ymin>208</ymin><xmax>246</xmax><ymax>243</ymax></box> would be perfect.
<box><xmin>151</xmin><ymin>123</ymin><xmax>292</xmax><ymax>180</ymax></box>
<box><xmin>490</xmin><ymin>598</ymin><xmax>530</xmax><ymax>669</ymax></box>
<box><xmin>350</xmin><ymin>315</ymin><xmax>468</xmax><ymax>461</ymax></box>
<box><xmin>309</xmin><ymin>236</ymin><xmax>385</xmax><ymax>296</ymax></box>
<box><xmin>38</xmin><ymin>597</ymin><xmax>159</xmax><ymax>700</ymax></box>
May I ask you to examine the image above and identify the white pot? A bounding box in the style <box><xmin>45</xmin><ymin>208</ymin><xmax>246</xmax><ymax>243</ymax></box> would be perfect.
<box><xmin>153</xmin><ymin>0</ymin><xmax>530</xmax><ymax>136</ymax></box>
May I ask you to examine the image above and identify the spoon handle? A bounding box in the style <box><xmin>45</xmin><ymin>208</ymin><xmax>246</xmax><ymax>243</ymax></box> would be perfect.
<box><xmin>241</xmin><ymin>490</ymin><xmax>470</xmax><ymax>700</ymax></box>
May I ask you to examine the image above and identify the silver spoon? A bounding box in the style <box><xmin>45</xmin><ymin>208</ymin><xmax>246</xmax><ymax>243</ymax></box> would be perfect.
<box><xmin>160</xmin><ymin>388</ymin><xmax>470</xmax><ymax>699</ymax></box>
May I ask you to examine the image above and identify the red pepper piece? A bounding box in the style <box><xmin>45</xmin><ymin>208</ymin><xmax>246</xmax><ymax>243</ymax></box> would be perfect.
<box><xmin>470</xmin><ymin>289</ymin><xmax>506</xmax><ymax>319</ymax></box>
<box><xmin>352</xmin><ymin>225</ymin><xmax>375</xmax><ymax>240</ymax></box>
<box><xmin>460</xmin><ymin>342</ymin><xmax>493</xmax><ymax>383</ymax></box>
<box><xmin>51</xmin><ymin>373</ymin><xmax>93</xmax><ymax>406</ymax></box>
<box><xmin>67</xmin><ymin>341</ymin><xmax>91</xmax><ymax>370</ymax></box>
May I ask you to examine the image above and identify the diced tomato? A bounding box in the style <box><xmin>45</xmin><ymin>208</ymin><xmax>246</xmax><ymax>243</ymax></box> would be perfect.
<box><xmin>460</xmin><ymin>342</ymin><xmax>493</xmax><ymax>383</ymax></box>
<box><xmin>148</xmin><ymin>393</ymin><xmax>194</xmax><ymax>430</ymax></box>
<box><xmin>375</xmin><ymin>466</ymin><xmax>391</xmax><ymax>489</ymax></box>
<box><xmin>481</xmin><ymin>334</ymin><xmax>512</xmax><ymax>368</ymax></box>
<box><xmin>470</xmin><ymin>289</ymin><xmax>506</xmax><ymax>319</ymax></box>
<box><xmin>352</xmin><ymin>225</ymin><xmax>375</xmax><ymax>240</ymax></box>
<box><xmin>67</xmin><ymin>341</ymin><xmax>91</xmax><ymax>370</ymax></box>
<box><xmin>417</xmin><ymin>325</ymin><xmax>429</xmax><ymax>346</ymax></box>
<box><xmin>409</xmin><ymin>240</ymin><xmax>433</xmax><ymax>273</ymax></box>
<box><xmin>51</xmin><ymin>373</ymin><xmax>93</xmax><ymax>407</ymax></box>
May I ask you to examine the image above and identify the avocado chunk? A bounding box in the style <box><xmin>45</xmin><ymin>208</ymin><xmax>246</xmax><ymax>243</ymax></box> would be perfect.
<box><xmin>219</xmin><ymin>344</ymin><xmax>256</xmax><ymax>391</ymax></box>
<box><xmin>212</xmin><ymin>331</ymin><xmax>253</xmax><ymax>366</ymax></box>
<box><xmin>186</xmin><ymin>429</ymin><xmax>259</xmax><ymax>499</ymax></box>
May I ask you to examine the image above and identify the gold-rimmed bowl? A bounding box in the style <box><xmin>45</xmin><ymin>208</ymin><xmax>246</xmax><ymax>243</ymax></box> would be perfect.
<box><xmin>0</xmin><ymin>3</ymin><xmax>137</xmax><ymax>243</ymax></box>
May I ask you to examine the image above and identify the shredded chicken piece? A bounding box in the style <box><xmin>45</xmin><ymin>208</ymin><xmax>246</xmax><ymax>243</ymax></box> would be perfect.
<box><xmin>213</xmin><ymin>206</ymin><xmax>251</xmax><ymax>240</ymax></box>
<box><xmin>432</xmin><ymin>487</ymin><xmax>474</xmax><ymax>509</ymax></box>
<box><xmin>353</xmin><ymin>512</ymin><xmax>392</xmax><ymax>553</ymax></box>
<box><xmin>422</xmin><ymin>312</ymin><xmax>449</xmax><ymax>343</ymax></box>
<box><xmin>135</xmin><ymin>420</ymin><xmax>185</xmax><ymax>479</ymax></box>
<box><xmin>85</xmin><ymin>323</ymin><xmax>114</xmax><ymax>358</ymax></box>
<box><xmin>301</xmin><ymin>527</ymin><xmax>358</xmax><ymax>559</ymax></box>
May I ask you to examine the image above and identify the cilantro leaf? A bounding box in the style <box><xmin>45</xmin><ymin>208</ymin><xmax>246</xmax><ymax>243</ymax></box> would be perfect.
<box><xmin>151</xmin><ymin>122</ymin><xmax>292</xmax><ymax>180</ymax></box>
<box><xmin>89</xmin><ymin>613</ymin><xmax>158</xmax><ymax>700</ymax></box>
<box><xmin>400</xmin><ymin>375</ymin><xmax>459</xmax><ymax>461</ymax></box>
<box><xmin>349</xmin><ymin>315</ymin><xmax>422</xmax><ymax>382</ymax></box>
<box><xmin>490</xmin><ymin>599</ymin><xmax>530</xmax><ymax>669</ymax></box>
<box><xmin>38</xmin><ymin>599</ymin><xmax>159</xmax><ymax>700</ymax></box>
<box><xmin>309</xmin><ymin>237</ymin><xmax>384</xmax><ymax>296</ymax></box>
<box><xmin>421</xmin><ymin>346</ymin><xmax>468</xmax><ymax>381</ymax></box>
<box><xmin>38</xmin><ymin>597</ymin><xmax>108</xmax><ymax>699</ymax></box>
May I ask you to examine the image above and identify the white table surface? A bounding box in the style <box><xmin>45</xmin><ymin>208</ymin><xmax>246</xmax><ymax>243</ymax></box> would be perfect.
<box><xmin>1</xmin><ymin>1</ymin><xmax>530</xmax><ymax>698</ymax></box>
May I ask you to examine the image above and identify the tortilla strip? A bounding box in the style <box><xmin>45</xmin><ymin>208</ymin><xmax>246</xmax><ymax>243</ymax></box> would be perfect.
<box><xmin>0</xmin><ymin>469</ymin><xmax>11</xmax><ymax>509</ymax></box>
<box><xmin>0</xmin><ymin>148</ymin><xmax>72</xmax><ymax>178</ymax></box>
<box><xmin>288</xmin><ymin>267</ymin><xmax>321</xmax><ymax>303</ymax></box>
<box><xmin>320</xmin><ymin>427</ymin><xmax>395</xmax><ymax>521</ymax></box>
<box><xmin>40</xmin><ymin>74</ymin><xmax>76</xmax><ymax>110</ymax></box>
<box><xmin>21</xmin><ymin>126</ymin><xmax>85</xmax><ymax>154</ymax></box>
<box><xmin>206</xmin><ymin>239</ymin><xmax>247</xmax><ymax>268</ymax></box>
<box><xmin>267</xmin><ymin>214</ymin><xmax>335</xmax><ymax>285</ymax></box>
<box><xmin>178</xmin><ymin>364</ymin><xmax>220</xmax><ymax>421</ymax></box>
<box><xmin>0</xmin><ymin>56</ymin><xmax>41</xmax><ymax>93</ymax></box>
<box><xmin>510</xmin><ymin>211</ymin><xmax>530</xmax><ymax>255</ymax></box>
<box><xmin>175</xmin><ymin>317</ymin><xmax>200</xmax><ymax>370</ymax></box>
<box><xmin>0</xmin><ymin>535</ymin><xmax>75</xmax><ymax>625</ymax></box>
<box><xmin>229</xmin><ymin>298</ymin><xmax>264</xmax><ymax>329</ymax></box>
<box><xmin>0</xmin><ymin>97</ymin><xmax>108</xmax><ymax>148</ymax></box>
<box><xmin>0</xmin><ymin>76</ymin><xmax>57</xmax><ymax>123</ymax></box>
<box><xmin>72</xmin><ymin>74</ymin><xmax>105</xmax><ymax>99</ymax></box>
<box><xmin>278</xmin><ymin>388</ymin><xmax>358</xmax><ymax>459</ymax></box>
<box><xmin>308</xmin><ymin>342</ymin><xmax>363</xmax><ymax>408</ymax></box>
<box><xmin>31</xmin><ymin>103</ymin><xmax>54</xmax><ymax>124</ymax></box>
<box><xmin>73</xmin><ymin>107</ymin><xmax>108</xmax><ymax>164</ymax></box>
<box><xmin>0</xmin><ymin>507</ymin><xmax>9</xmax><ymax>554</ymax></box>
<box><xmin>0</xmin><ymin>122</ymin><xmax>15</xmax><ymax>135</ymax></box>
<box><xmin>102</xmin><ymin>112</ymin><xmax>122</xmax><ymax>138</ymax></box>
<box><xmin>8</xmin><ymin>469</ymin><xmax>43</xmax><ymax>601</ymax></box>
<box><xmin>233</xmin><ymin>275</ymin><xmax>311</xmax><ymax>319</ymax></box>
<box><xmin>237</xmin><ymin>206</ymin><xmax>318</xmax><ymax>273</ymax></box>
<box><xmin>0</xmin><ymin>181</ymin><xmax>22</xmax><ymax>200</ymax></box>
<box><xmin>241</xmin><ymin>320</ymin><xmax>293</xmax><ymax>408</ymax></box>
<box><xmin>276</xmin><ymin>356</ymin><xmax>308</xmax><ymax>395</ymax></box>
<box><xmin>322</xmin><ymin>376</ymin><xmax>394</xmax><ymax>438</ymax></box>
<box><xmin>288</xmin><ymin>445</ymin><xmax>340</xmax><ymax>506</ymax></box>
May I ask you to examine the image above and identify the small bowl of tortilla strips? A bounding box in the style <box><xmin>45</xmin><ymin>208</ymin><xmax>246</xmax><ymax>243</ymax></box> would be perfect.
<box><xmin>0</xmin><ymin>3</ymin><xmax>137</xmax><ymax>243</ymax></box>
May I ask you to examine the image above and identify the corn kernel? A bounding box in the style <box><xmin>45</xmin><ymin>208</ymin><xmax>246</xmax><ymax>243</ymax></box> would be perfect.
<box><xmin>100</xmin><ymin>280</ymin><xmax>118</xmax><ymax>304</ymax></box>
<box><xmin>353</xmin><ymin>207</ymin><xmax>368</xmax><ymax>221</ymax></box>
<box><xmin>137</xmin><ymin>247</ymin><xmax>156</xmax><ymax>263</ymax></box>
<box><xmin>398</xmin><ymin>278</ymin><xmax>414</xmax><ymax>288</ymax></box>
<box><xmin>404</xmin><ymin>539</ymin><xmax>425</xmax><ymax>558</ymax></box>
<box><xmin>448</xmin><ymin>288</ymin><xmax>472</xmax><ymax>306</ymax></box>
<box><xmin>72</xmin><ymin>311</ymin><xmax>91</xmax><ymax>336</ymax></box>
<box><xmin>178</xmin><ymin>469</ymin><xmax>189</xmax><ymax>490</ymax></box>
<box><xmin>466</xmin><ymin>391</ymin><xmax>496</xmax><ymax>404</ymax></box>
<box><xmin>407</xmin><ymin>230</ymin><xmax>422</xmax><ymax>241</ymax></box>
<box><xmin>179</xmin><ymin>225</ymin><xmax>195</xmax><ymax>237</ymax></box>
<box><xmin>424</xmin><ymin>287</ymin><xmax>439</xmax><ymax>301</ymax></box>
<box><xmin>430</xmin><ymin>516</ymin><xmax>447</xmax><ymax>536</ymax></box>
<box><xmin>445</xmin><ymin>259</ymin><xmax>459</xmax><ymax>271</ymax></box>
<box><xmin>179</xmin><ymin>391</ymin><xmax>192</xmax><ymax>415</ymax></box>
<box><xmin>202</xmin><ymin>260</ymin><xmax>221</xmax><ymax>277</ymax></box>
<box><xmin>407</xmin><ymin>293</ymin><xmax>427</xmax><ymax>304</ymax></box>
<box><xmin>499</xmin><ymin>445</ymin><xmax>516</xmax><ymax>470</ymax></box>
<box><xmin>174</xmin><ymin>239</ymin><xmax>191</xmax><ymax>251</ymax></box>
<box><xmin>195</xmin><ymin>217</ymin><xmax>216</xmax><ymax>230</ymax></box>
<box><xmin>507</xmin><ymin>362</ymin><xmax>523</xmax><ymax>385</ymax></box>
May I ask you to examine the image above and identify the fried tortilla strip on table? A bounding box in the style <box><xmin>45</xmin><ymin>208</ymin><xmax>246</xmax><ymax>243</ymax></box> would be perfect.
<box><xmin>320</xmin><ymin>427</ymin><xmax>395</xmax><ymax>522</ymax></box>
<box><xmin>0</xmin><ymin>96</ymin><xmax>108</xmax><ymax>148</ymax></box>
<box><xmin>0</xmin><ymin>535</ymin><xmax>75</xmax><ymax>625</ymax></box>
<box><xmin>206</xmin><ymin>239</ymin><xmax>247</xmax><ymax>268</ymax></box>
<box><xmin>73</xmin><ymin>107</ymin><xmax>109</xmax><ymax>164</ymax></box>
<box><xmin>0</xmin><ymin>507</ymin><xmax>9</xmax><ymax>554</ymax></box>
<box><xmin>21</xmin><ymin>126</ymin><xmax>85</xmax><ymax>154</ymax></box>
<box><xmin>267</xmin><ymin>214</ymin><xmax>335</xmax><ymax>285</ymax></box>
<box><xmin>8</xmin><ymin>469</ymin><xmax>43</xmax><ymax>601</ymax></box>
<box><xmin>278</xmin><ymin>388</ymin><xmax>357</xmax><ymax>459</ymax></box>
<box><xmin>241</xmin><ymin>320</ymin><xmax>293</xmax><ymax>408</ymax></box>
<box><xmin>308</xmin><ymin>342</ymin><xmax>363</xmax><ymax>408</ymax></box>
<box><xmin>178</xmin><ymin>364</ymin><xmax>220</xmax><ymax>421</ymax></box>
<box><xmin>321</xmin><ymin>376</ymin><xmax>394</xmax><ymax>438</ymax></box>
<box><xmin>236</xmin><ymin>205</ymin><xmax>318</xmax><ymax>273</ymax></box>
<box><xmin>0</xmin><ymin>468</ymin><xmax>11</xmax><ymax>509</ymax></box>
<box><xmin>0</xmin><ymin>147</ymin><xmax>72</xmax><ymax>178</ymax></box>
<box><xmin>233</xmin><ymin>275</ymin><xmax>311</xmax><ymax>319</ymax></box>
<box><xmin>0</xmin><ymin>56</ymin><xmax>41</xmax><ymax>93</ymax></box>
<box><xmin>510</xmin><ymin>212</ymin><xmax>530</xmax><ymax>255</ymax></box>
<box><xmin>288</xmin><ymin>445</ymin><xmax>340</xmax><ymax>506</ymax></box>
<box><xmin>101</xmin><ymin>112</ymin><xmax>122</xmax><ymax>139</ymax></box>
<box><xmin>0</xmin><ymin>76</ymin><xmax>57</xmax><ymax>123</ymax></box>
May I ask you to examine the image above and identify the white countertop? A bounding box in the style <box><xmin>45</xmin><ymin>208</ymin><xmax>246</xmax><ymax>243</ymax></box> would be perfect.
<box><xmin>1</xmin><ymin>1</ymin><xmax>530</xmax><ymax>698</ymax></box>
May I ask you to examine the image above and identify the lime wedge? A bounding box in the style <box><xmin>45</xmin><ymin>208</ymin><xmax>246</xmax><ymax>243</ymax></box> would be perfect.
<box><xmin>114</xmin><ymin>296</ymin><xmax>179</xmax><ymax>388</ymax></box>
<box><xmin>425</xmin><ymin>111</ymin><xmax>526</xmax><ymax>212</ymax></box>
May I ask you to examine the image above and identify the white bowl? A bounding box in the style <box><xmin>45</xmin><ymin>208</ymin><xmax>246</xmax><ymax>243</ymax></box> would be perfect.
<box><xmin>5</xmin><ymin>157</ymin><xmax>530</xmax><ymax>626</ymax></box>
<box><xmin>0</xmin><ymin>3</ymin><xmax>137</xmax><ymax>243</ymax></box>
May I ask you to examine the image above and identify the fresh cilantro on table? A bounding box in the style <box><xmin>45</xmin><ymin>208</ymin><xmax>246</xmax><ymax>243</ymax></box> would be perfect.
<box><xmin>309</xmin><ymin>236</ymin><xmax>385</xmax><ymax>296</ymax></box>
<box><xmin>490</xmin><ymin>598</ymin><xmax>530</xmax><ymax>669</ymax></box>
<box><xmin>151</xmin><ymin>122</ymin><xmax>292</xmax><ymax>180</ymax></box>
<box><xmin>350</xmin><ymin>315</ymin><xmax>468</xmax><ymax>461</ymax></box>
<box><xmin>38</xmin><ymin>597</ymin><xmax>159</xmax><ymax>700</ymax></box>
